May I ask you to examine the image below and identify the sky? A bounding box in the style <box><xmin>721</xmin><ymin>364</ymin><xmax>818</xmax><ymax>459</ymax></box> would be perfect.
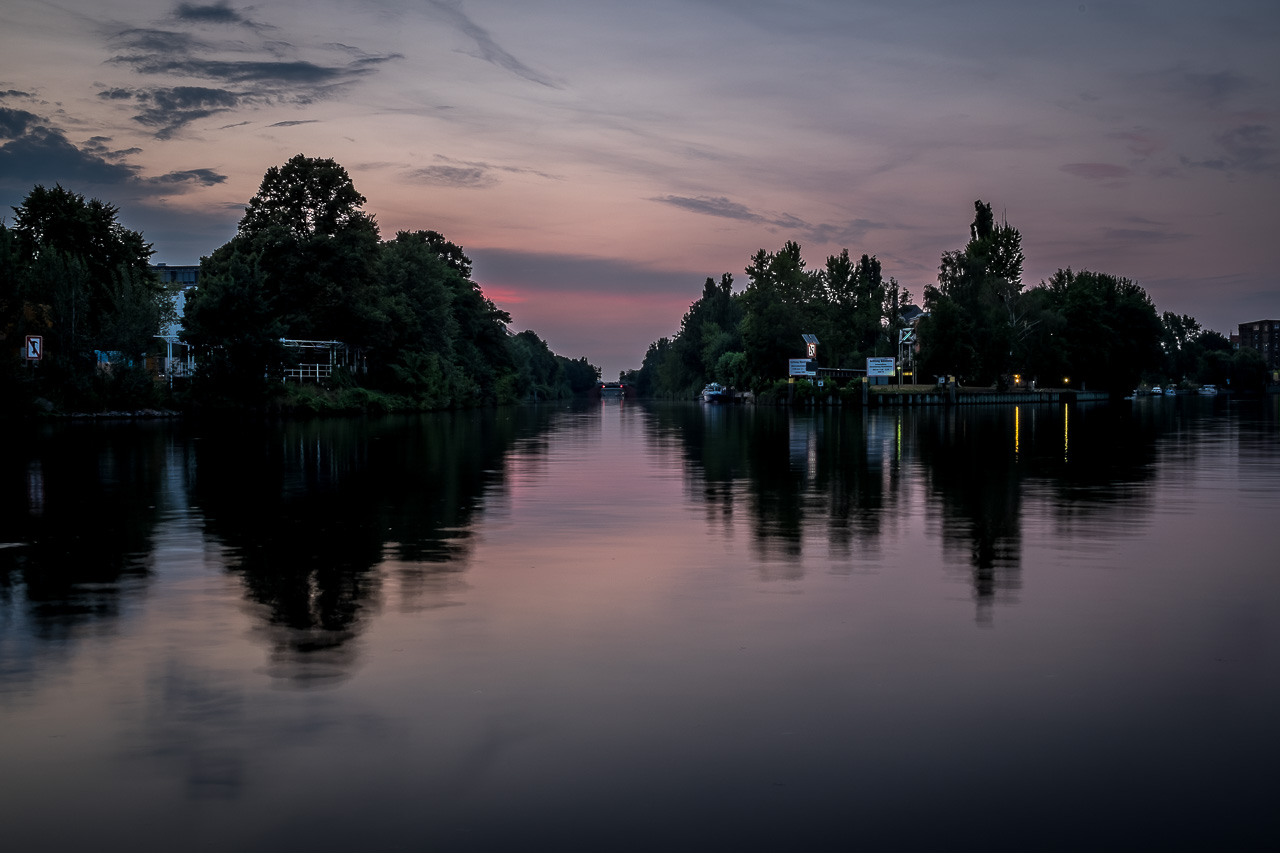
<box><xmin>1</xmin><ymin>0</ymin><xmax>1278</xmax><ymax>378</ymax></box>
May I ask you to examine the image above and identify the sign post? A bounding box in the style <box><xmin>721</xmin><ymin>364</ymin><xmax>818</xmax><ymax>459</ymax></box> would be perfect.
<box><xmin>24</xmin><ymin>335</ymin><xmax>43</xmax><ymax>362</ymax></box>
<box><xmin>898</xmin><ymin>328</ymin><xmax>915</xmax><ymax>388</ymax></box>
<box><xmin>866</xmin><ymin>357</ymin><xmax>895</xmax><ymax>385</ymax></box>
<box><xmin>788</xmin><ymin>358</ymin><xmax>816</xmax><ymax>377</ymax></box>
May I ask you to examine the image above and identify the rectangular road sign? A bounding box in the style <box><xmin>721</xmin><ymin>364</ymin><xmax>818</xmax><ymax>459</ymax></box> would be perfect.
<box><xmin>867</xmin><ymin>357</ymin><xmax>896</xmax><ymax>377</ymax></box>
<box><xmin>788</xmin><ymin>358</ymin><xmax>815</xmax><ymax>376</ymax></box>
<box><xmin>24</xmin><ymin>335</ymin><xmax>42</xmax><ymax>361</ymax></box>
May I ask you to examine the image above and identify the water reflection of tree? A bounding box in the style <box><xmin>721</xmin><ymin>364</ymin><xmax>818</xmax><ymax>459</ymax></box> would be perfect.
<box><xmin>645</xmin><ymin>405</ymin><xmax>900</xmax><ymax>571</ymax></box>
<box><xmin>191</xmin><ymin>409</ymin><xmax>551</xmax><ymax>685</ymax></box>
<box><xmin>914</xmin><ymin>404</ymin><xmax>1160</xmax><ymax>622</ymax></box>
<box><xmin>0</xmin><ymin>424</ymin><xmax>168</xmax><ymax>683</ymax></box>
<box><xmin>1025</xmin><ymin>404</ymin><xmax>1159</xmax><ymax>540</ymax></box>
<box><xmin>653</xmin><ymin>401</ymin><xmax>1163</xmax><ymax>617</ymax></box>
<box><xmin>914</xmin><ymin>409</ymin><xmax>1024</xmax><ymax>624</ymax></box>
<box><xmin>811</xmin><ymin>409</ymin><xmax>901</xmax><ymax>567</ymax></box>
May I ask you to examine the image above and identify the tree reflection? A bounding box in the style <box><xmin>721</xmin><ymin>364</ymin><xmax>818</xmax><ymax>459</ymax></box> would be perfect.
<box><xmin>1</xmin><ymin>423</ymin><xmax>168</xmax><ymax>684</ymax></box>
<box><xmin>648</xmin><ymin>405</ymin><xmax>902</xmax><ymax>572</ymax></box>
<box><xmin>191</xmin><ymin>409</ymin><xmax>552</xmax><ymax>685</ymax></box>
<box><xmin>914</xmin><ymin>408</ymin><xmax>1025</xmax><ymax>624</ymax></box>
<box><xmin>656</xmin><ymin>400</ymin><xmax>1160</xmax><ymax>619</ymax></box>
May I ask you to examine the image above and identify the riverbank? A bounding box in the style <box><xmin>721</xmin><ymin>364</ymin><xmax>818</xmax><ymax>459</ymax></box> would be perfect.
<box><xmin>741</xmin><ymin>382</ymin><xmax>1113</xmax><ymax>407</ymax></box>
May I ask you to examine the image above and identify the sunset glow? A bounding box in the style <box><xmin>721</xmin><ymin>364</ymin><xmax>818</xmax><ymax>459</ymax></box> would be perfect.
<box><xmin>2</xmin><ymin>0</ymin><xmax>1277</xmax><ymax>376</ymax></box>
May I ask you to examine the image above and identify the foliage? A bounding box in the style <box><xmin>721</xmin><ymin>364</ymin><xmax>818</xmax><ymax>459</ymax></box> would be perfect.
<box><xmin>180</xmin><ymin>155</ymin><xmax>597</xmax><ymax>411</ymax></box>
<box><xmin>632</xmin><ymin>198</ymin><xmax>1220</xmax><ymax>401</ymax></box>
<box><xmin>205</xmin><ymin>155</ymin><xmax>382</xmax><ymax>343</ymax></box>
<box><xmin>920</xmin><ymin>200</ymin><xmax>1025</xmax><ymax>383</ymax></box>
<box><xmin>182</xmin><ymin>251</ymin><xmax>289</xmax><ymax>406</ymax></box>
<box><xmin>1034</xmin><ymin>268</ymin><xmax>1164</xmax><ymax>391</ymax></box>
<box><xmin>1</xmin><ymin>185</ymin><xmax>171</xmax><ymax>412</ymax></box>
<box><xmin>741</xmin><ymin>242</ymin><xmax>820</xmax><ymax>391</ymax></box>
<box><xmin>633</xmin><ymin>239</ymin><xmax>909</xmax><ymax>397</ymax></box>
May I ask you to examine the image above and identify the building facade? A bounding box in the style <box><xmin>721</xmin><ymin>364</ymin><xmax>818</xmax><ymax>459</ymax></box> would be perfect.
<box><xmin>1238</xmin><ymin>319</ymin><xmax>1279</xmax><ymax>370</ymax></box>
<box><xmin>150</xmin><ymin>263</ymin><xmax>201</xmax><ymax>379</ymax></box>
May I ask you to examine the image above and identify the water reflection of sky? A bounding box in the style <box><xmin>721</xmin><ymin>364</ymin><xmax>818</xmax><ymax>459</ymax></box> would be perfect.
<box><xmin>2</xmin><ymin>397</ymin><xmax>1278</xmax><ymax>849</ymax></box>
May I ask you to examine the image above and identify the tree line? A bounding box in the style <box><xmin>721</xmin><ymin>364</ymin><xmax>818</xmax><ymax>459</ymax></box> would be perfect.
<box><xmin>627</xmin><ymin>200</ymin><xmax>1268</xmax><ymax>396</ymax></box>
<box><xmin>1</xmin><ymin>155</ymin><xmax>600</xmax><ymax>414</ymax></box>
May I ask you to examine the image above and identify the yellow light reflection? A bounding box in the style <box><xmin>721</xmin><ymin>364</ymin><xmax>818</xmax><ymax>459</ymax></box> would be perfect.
<box><xmin>1014</xmin><ymin>405</ymin><xmax>1020</xmax><ymax>457</ymax></box>
<box><xmin>1063</xmin><ymin>403</ymin><xmax>1070</xmax><ymax>462</ymax></box>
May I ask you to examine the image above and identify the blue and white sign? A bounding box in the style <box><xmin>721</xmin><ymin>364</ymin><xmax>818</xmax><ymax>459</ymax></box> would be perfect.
<box><xmin>867</xmin><ymin>357</ymin><xmax>896</xmax><ymax>377</ymax></box>
<box><xmin>788</xmin><ymin>359</ymin><xmax>816</xmax><ymax>376</ymax></box>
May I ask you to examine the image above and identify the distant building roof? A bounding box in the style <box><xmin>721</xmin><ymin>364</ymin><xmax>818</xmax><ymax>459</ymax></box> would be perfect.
<box><xmin>900</xmin><ymin>304</ymin><xmax>925</xmax><ymax>324</ymax></box>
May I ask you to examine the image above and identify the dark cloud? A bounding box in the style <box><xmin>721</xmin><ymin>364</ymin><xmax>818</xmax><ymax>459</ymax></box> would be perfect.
<box><xmin>0</xmin><ymin>124</ymin><xmax>140</xmax><ymax>187</ymax></box>
<box><xmin>1</xmin><ymin>90</ymin><xmax>34</xmax><ymax>99</ymax></box>
<box><xmin>0</xmin><ymin>107</ymin><xmax>42</xmax><ymax>140</ymax></box>
<box><xmin>129</xmin><ymin>86</ymin><xmax>242</xmax><ymax>139</ymax></box>
<box><xmin>430</xmin><ymin>154</ymin><xmax>559</xmax><ymax>181</ymax></box>
<box><xmin>174</xmin><ymin>3</ymin><xmax>251</xmax><ymax>26</ymax></box>
<box><xmin>407</xmin><ymin>165</ymin><xmax>497</xmax><ymax>188</ymax></box>
<box><xmin>101</xmin><ymin>17</ymin><xmax>401</xmax><ymax>136</ymax></box>
<box><xmin>1182</xmin><ymin>124</ymin><xmax>1278</xmax><ymax>174</ymax></box>
<box><xmin>1165</xmin><ymin>68</ymin><xmax>1257</xmax><ymax>107</ymax></box>
<box><xmin>266</xmin><ymin>120</ymin><xmax>318</xmax><ymax>127</ymax></box>
<box><xmin>653</xmin><ymin>194</ymin><xmax>762</xmax><ymax>222</ymax></box>
<box><xmin>0</xmin><ymin>108</ymin><xmax>224</xmax><ymax>203</ymax></box>
<box><xmin>1215</xmin><ymin>124</ymin><xmax>1277</xmax><ymax>172</ymax></box>
<box><xmin>117</xmin><ymin>56</ymin><xmax>353</xmax><ymax>86</ymax></box>
<box><xmin>141</xmin><ymin>168</ymin><xmax>227</xmax><ymax>187</ymax></box>
<box><xmin>1061</xmin><ymin>163</ymin><xmax>1131</xmax><ymax>180</ymax></box>
<box><xmin>110</xmin><ymin>28</ymin><xmax>209</xmax><ymax>57</ymax></box>
<box><xmin>142</xmin><ymin>109</ymin><xmax>230</xmax><ymax>138</ymax></box>
<box><xmin>425</xmin><ymin>0</ymin><xmax>561</xmax><ymax>89</ymax></box>
<box><xmin>82</xmin><ymin>137</ymin><xmax>143</xmax><ymax>160</ymax></box>
<box><xmin>142</xmin><ymin>86</ymin><xmax>241</xmax><ymax>111</ymax></box>
<box><xmin>651</xmin><ymin>194</ymin><xmax>886</xmax><ymax>246</ymax></box>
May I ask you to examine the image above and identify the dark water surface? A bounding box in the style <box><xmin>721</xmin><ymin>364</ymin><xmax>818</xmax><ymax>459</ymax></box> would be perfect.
<box><xmin>3</xmin><ymin>397</ymin><xmax>1277</xmax><ymax>850</ymax></box>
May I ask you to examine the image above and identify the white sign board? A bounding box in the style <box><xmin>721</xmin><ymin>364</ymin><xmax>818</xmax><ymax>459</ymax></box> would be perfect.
<box><xmin>867</xmin><ymin>357</ymin><xmax>896</xmax><ymax>377</ymax></box>
<box><xmin>788</xmin><ymin>359</ymin><xmax>815</xmax><ymax>377</ymax></box>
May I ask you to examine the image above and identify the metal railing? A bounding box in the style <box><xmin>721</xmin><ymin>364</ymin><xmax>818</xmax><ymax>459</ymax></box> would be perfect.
<box><xmin>283</xmin><ymin>363</ymin><xmax>334</xmax><ymax>381</ymax></box>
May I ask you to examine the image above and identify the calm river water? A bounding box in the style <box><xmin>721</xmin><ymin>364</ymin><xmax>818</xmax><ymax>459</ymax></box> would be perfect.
<box><xmin>2</xmin><ymin>397</ymin><xmax>1278</xmax><ymax>850</ymax></box>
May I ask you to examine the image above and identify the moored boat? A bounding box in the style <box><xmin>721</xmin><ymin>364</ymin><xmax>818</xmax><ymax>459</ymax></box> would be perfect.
<box><xmin>701</xmin><ymin>382</ymin><xmax>729</xmax><ymax>404</ymax></box>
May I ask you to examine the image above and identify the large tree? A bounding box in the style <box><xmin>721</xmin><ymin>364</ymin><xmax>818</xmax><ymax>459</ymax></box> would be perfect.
<box><xmin>1038</xmin><ymin>268</ymin><xmax>1163</xmax><ymax>392</ymax></box>
<box><xmin>924</xmin><ymin>200</ymin><xmax>1026</xmax><ymax>383</ymax></box>
<box><xmin>203</xmin><ymin>154</ymin><xmax>383</xmax><ymax>344</ymax></box>
<box><xmin>821</xmin><ymin>250</ymin><xmax>887</xmax><ymax>367</ymax></box>
<box><xmin>2</xmin><ymin>185</ymin><xmax>167</xmax><ymax>409</ymax></box>
<box><xmin>740</xmin><ymin>241</ymin><xmax>821</xmax><ymax>390</ymax></box>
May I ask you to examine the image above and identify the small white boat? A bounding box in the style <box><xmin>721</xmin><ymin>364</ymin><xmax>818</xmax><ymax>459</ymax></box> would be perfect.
<box><xmin>1150</xmin><ymin>386</ymin><xmax>1163</xmax><ymax>396</ymax></box>
<box><xmin>1165</xmin><ymin>385</ymin><xmax>1178</xmax><ymax>396</ymax></box>
<box><xmin>701</xmin><ymin>382</ymin><xmax>729</xmax><ymax>404</ymax></box>
<box><xmin>1197</xmin><ymin>384</ymin><xmax>1218</xmax><ymax>396</ymax></box>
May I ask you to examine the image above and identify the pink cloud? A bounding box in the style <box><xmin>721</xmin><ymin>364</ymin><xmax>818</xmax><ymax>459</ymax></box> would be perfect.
<box><xmin>480</xmin><ymin>284</ymin><xmax>528</xmax><ymax>305</ymax></box>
